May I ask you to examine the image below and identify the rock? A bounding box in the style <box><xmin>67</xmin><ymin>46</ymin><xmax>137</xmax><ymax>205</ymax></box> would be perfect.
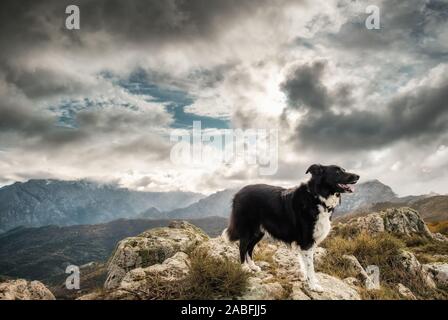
<box><xmin>105</xmin><ymin>221</ymin><xmax>208</xmax><ymax>289</ymax></box>
<box><xmin>239</xmin><ymin>275</ymin><xmax>285</xmax><ymax>300</ymax></box>
<box><xmin>195</xmin><ymin>237</ymin><xmax>239</xmax><ymax>263</ymax></box>
<box><xmin>341</xmin><ymin>255</ymin><xmax>369</xmax><ymax>282</ymax></box>
<box><xmin>343</xmin><ymin>207</ymin><xmax>444</xmax><ymax>241</ymax></box>
<box><xmin>423</xmin><ymin>263</ymin><xmax>448</xmax><ymax>287</ymax></box>
<box><xmin>432</xmin><ymin>233</ymin><xmax>448</xmax><ymax>242</ymax></box>
<box><xmin>398</xmin><ymin>250</ymin><xmax>436</xmax><ymax>288</ymax></box>
<box><xmin>383</xmin><ymin>208</ymin><xmax>432</xmax><ymax>237</ymax></box>
<box><xmin>273</xmin><ymin>245</ymin><xmax>302</xmax><ymax>279</ymax></box>
<box><xmin>350</xmin><ymin>213</ymin><xmax>385</xmax><ymax>234</ymax></box>
<box><xmin>290</xmin><ymin>283</ymin><xmax>311</xmax><ymax>300</ymax></box>
<box><xmin>111</xmin><ymin>252</ymin><xmax>190</xmax><ymax>300</ymax></box>
<box><xmin>302</xmin><ymin>273</ymin><xmax>361</xmax><ymax>300</ymax></box>
<box><xmin>0</xmin><ymin>279</ymin><xmax>55</xmax><ymax>300</ymax></box>
<box><xmin>343</xmin><ymin>277</ymin><xmax>361</xmax><ymax>287</ymax></box>
<box><xmin>396</xmin><ymin>283</ymin><xmax>416</xmax><ymax>300</ymax></box>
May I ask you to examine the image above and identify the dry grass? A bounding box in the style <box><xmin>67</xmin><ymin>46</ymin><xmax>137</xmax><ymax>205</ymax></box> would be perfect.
<box><xmin>128</xmin><ymin>247</ymin><xmax>249</xmax><ymax>300</ymax></box>
<box><xmin>318</xmin><ymin>231</ymin><xmax>448</xmax><ymax>300</ymax></box>
<box><xmin>427</xmin><ymin>221</ymin><xmax>448</xmax><ymax>236</ymax></box>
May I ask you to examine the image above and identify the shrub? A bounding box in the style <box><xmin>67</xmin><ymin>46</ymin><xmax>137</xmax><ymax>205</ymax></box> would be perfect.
<box><xmin>182</xmin><ymin>247</ymin><xmax>249</xmax><ymax>299</ymax></box>
<box><xmin>318</xmin><ymin>231</ymin><xmax>448</xmax><ymax>299</ymax></box>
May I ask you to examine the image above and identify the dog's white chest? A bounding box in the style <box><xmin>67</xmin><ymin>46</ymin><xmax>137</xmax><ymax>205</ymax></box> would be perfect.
<box><xmin>319</xmin><ymin>195</ymin><xmax>339</xmax><ymax>209</ymax></box>
<box><xmin>313</xmin><ymin>205</ymin><xmax>332</xmax><ymax>245</ymax></box>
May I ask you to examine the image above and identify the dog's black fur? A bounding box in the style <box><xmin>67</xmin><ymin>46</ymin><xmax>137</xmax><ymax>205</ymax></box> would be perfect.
<box><xmin>225</xmin><ymin>164</ymin><xmax>359</xmax><ymax>264</ymax></box>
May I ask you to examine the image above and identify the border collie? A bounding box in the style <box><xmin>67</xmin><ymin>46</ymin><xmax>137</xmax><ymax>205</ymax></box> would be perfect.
<box><xmin>222</xmin><ymin>164</ymin><xmax>359</xmax><ymax>292</ymax></box>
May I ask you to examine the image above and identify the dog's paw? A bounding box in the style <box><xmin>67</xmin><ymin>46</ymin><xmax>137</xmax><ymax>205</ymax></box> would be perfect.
<box><xmin>307</xmin><ymin>282</ymin><xmax>324</xmax><ymax>292</ymax></box>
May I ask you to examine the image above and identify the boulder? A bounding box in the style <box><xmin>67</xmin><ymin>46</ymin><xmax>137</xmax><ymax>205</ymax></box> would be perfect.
<box><xmin>195</xmin><ymin>237</ymin><xmax>239</xmax><ymax>263</ymax></box>
<box><xmin>423</xmin><ymin>263</ymin><xmax>448</xmax><ymax>287</ymax></box>
<box><xmin>349</xmin><ymin>213</ymin><xmax>385</xmax><ymax>234</ymax></box>
<box><xmin>396</xmin><ymin>283</ymin><xmax>417</xmax><ymax>300</ymax></box>
<box><xmin>111</xmin><ymin>252</ymin><xmax>190</xmax><ymax>300</ymax></box>
<box><xmin>301</xmin><ymin>273</ymin><xmax>361</xmax><ymax>300</ymax></box>
<box><xmin>398</xmin><ymin>250</ymin><xmax>436</xmax><ymax>288</ymax></box>
<box><xmin>383</xmin><ymin>208</ymin><xmax>432</xmax><ymax>237</ymax></box>
<box><xmin>341</xmin><ymin>255</ymin><xmax>369</xmax><ymax>282</ymax></box>
<box><xmin>343</xmin><ymin>208</ymin><xmax>444</xmax><ymax>241</ymax></box>
<box><xmin>239</xmin><ymin>275</ymin><xmax>285</xmax><ymax>300</ymax></box>
<box><xmin>0</xmin><ymin>279</ymin><xmax>55</xmax><ymax>300</ymax></box>
<box><xmin>104</xmin><ymin>221</ymin><xmax>208</xmax><ymax>289</ymax></box>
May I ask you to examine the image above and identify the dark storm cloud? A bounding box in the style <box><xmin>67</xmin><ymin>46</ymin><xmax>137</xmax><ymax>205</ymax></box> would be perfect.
<box><xmin>280</xmin><ymin>61</ymin><xmax>331</xmax><ymax>111</ymax></box>
<box><xmin>0</xmin><ymin>0</ymin><xmax>296</xmax><ymax>51</ymax></box>
<box><xmin>280</xmin><ymin>60</ymin><xmax>355</xmax><ymax>112</ymax></box>
<box><xmin>3</xmin><ymin>66</ymin><xmax>89</xmax><ymax>99</ymax></box>
<box><xmin>325</xmin><ymin>0</ymin><xmax>448</xmax><ymax>56</ymax></box>
<box><xmin>295</xmin><ymin>79</ymin><xmax>448</xmax><ymax>150</ymax></box>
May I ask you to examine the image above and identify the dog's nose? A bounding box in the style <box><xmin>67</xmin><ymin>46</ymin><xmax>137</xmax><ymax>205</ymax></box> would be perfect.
<box><xmin>354</xmin><ymin>174</ymin><xmax>360</xmax><ymax>180</ymax></box>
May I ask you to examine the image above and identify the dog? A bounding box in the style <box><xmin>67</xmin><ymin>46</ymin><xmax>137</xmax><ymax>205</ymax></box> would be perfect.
<box><xmin>222</xmin><ymin>164</ymin><xmax>359</xmax><ymax>292</ymax></box>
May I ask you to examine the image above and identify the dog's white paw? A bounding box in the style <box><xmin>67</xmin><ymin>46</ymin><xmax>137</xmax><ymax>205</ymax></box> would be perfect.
<box><xmin>307</xmin><ymin>282</ymin><xmax>324</xmax><ymax>292</ymax></box>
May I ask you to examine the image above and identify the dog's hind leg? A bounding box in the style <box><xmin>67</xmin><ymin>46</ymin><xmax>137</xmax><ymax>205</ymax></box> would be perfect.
<box><xmin>246</xmin><ymin>231</ymin><xmax>264</xmax><ymax>272</ymax></box>
<box><xmin>301</xmin><ymin>248</ymin><xmax>323</xmax><ymax>292</ymax></box>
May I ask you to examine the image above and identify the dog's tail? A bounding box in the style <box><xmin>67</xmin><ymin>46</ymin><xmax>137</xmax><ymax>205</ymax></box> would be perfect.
<box><xmin>222</xmin><ymin>208</ymin><xmax>240</xmax><ymax>242</ymax></box>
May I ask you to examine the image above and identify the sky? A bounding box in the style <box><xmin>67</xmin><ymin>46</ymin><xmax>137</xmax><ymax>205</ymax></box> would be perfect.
<box><xmin>0</xmin><ymin>0</ymin><xmax>448</xmax><ymax>196</ymax></box>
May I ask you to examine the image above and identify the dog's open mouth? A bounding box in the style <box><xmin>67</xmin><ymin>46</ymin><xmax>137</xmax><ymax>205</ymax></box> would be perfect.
<box><xmin>338</xmin><ymin>183</ymin><xmax>355</xmax><ymax>193</ymax></box>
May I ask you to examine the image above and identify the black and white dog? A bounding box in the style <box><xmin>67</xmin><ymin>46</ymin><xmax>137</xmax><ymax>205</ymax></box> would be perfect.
<box><xmin>222</xmin><ymin>164</ymin><xmax>359</xmax><ymax>292</ymax></box>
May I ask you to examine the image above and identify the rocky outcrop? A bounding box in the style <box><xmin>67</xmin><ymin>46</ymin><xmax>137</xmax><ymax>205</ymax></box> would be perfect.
<box><xmin>398</xmin><ymin>250</ymin><xmax>436</xmax><ymax>288</ymax></box>
<box><xmin>95</xmin><ymin>221</ymin><xmax>361</xmax><ymax>300</ymax></box>
<box><xmin>342</xmin><ymin>207</ymin><xmax>446</xmax><ymax>241</ymax></box>
<box><xmin>104</xmin><ymin>221</ymin><xmax>208</xmax><ymax>289</ymax></box>
<box><xmin>110</xmin><ymin>252</ymin><xmax>191</xmax><ymax>300</ymax></box>
<box><xmin>0</xmin><ymin>279</ymin><xmax>55</xmax><ymax>300</ymax></box>
<box><xmin>423</xmin><ymin>263</ymin><xmax>448</xmax><ymax>287</ymax></box>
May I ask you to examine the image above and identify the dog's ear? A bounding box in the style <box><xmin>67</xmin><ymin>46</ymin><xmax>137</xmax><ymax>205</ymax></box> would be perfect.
<box><xmin>306</xmin><ymin>164</ymin><xmax>323</xmax><ymax>176</ymax></box>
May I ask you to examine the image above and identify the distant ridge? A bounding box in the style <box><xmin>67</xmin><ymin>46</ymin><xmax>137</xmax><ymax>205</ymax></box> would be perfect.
<box><xmin>0</xmin><ymin>179</ymin><xmax>204</xmax><ymax>232</ymax></box>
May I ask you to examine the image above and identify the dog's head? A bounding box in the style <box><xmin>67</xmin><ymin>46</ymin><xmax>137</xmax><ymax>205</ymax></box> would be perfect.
<box><xmin>306</xmin><ymin>164</ymin><xmax>359</xmax><ymax>194</ymax></box>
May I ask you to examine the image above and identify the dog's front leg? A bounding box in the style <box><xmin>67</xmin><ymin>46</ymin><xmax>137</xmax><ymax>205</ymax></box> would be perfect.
<box><xmin>301</xmin><ymin>248</ymin><xmax>323</xmax><ymax>292</ymax></box>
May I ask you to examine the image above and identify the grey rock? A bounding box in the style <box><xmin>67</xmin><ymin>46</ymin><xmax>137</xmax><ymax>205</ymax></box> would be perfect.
<box><xmin>104</xmin><ymin>221</ymin><xmax>208</xmax><ymax>289</ymax></box>
<box><xmin>423</xmin><ymin>263</ymin><xmax>448</xmax><ymax>287</ymax></box>
<box><xmin>396</xmin><ymin>283</ymin><xmax>417</xmax><ymax>300</ymax></box>
<box><xmin>0</xmin><ymin>279</ymin><xmax>55</xmax><ymax>300</ymax></box>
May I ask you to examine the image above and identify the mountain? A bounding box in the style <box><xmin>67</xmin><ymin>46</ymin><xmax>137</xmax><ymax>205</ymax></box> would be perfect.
<box><xmin>165</xmin><ymin>180</ymin><xmax>398</xmax><ymax>219</ymax></box>
<box><xmin>371</xmin><ymin>195</ymin><xmax>448</xmax><ymax>222</ymax></box>
<box><xmin>0</xmin><ymin>216</ymin><xmax>228</xmax><ymax>283</ymax></box>
<box><xmin>0</xmin><ymin>179</ymin><xmax>204</xmax><ymax>232</ymax></box>
<box><xmin>334</xmin><ymin>179</ymin><xmax>397</xmax><ymax>216</ymax></box>
<box><xmin>166</xmin><ymin>188</ymin><xmax>238</xmax><ymax>219</ymax></box>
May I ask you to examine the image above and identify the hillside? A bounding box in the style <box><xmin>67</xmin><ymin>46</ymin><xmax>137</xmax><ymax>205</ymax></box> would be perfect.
<box><xmin>2</xmin><ymin>208</ymin><xmax>448</xmax><ymax>300</ymax></box>
<box><xmin>0</xmin><ymin>216</ymin><xmax>227</xmax><ymax>283</ymax></box>
<box><xmin>66</xmin><ymin>209</ymin><xmax>448</xmax><ymax>300</ymax></box>
<box><xmin>0</xmin><ymin>179</ymin><xmax>204</xmax><ymax>232</ymax></box>
<box><xmin>371</xmin><ymin>195</ymin><xmax>448</xmax><ymax>222</ymax></box>
<box><xmin>166</xmin><ymin>188</ymin><xmax>238</xmax><ymax>218</ymax></box>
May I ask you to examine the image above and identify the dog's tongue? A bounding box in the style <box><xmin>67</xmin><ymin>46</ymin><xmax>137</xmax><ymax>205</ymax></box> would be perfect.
<box><xmin>339</xmin><ymin>184</ymin><xmax>354</xmax><ymax>192</ymax></box>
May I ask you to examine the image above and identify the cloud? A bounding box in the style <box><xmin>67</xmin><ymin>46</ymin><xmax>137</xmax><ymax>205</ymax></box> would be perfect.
<box><xmin>1</xmin><ymin>0</ymin><xmax>448</xmax><ymax>195</ymax></box>
<box><xmin>287</xmin><ymin>63</ymin><xmax>448</xmax><ymax>151</ymax></box>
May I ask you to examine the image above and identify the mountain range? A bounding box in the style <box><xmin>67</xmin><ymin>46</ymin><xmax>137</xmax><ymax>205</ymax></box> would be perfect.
<box><xmin>1</xmin><ymin>179</ymin><xmax>446</xmax><ymax>233</ymax></box>
<box><xmin>0</xmin><ymin>179</ymin><xmax>204</xmax><ymax>232</ymax></box>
